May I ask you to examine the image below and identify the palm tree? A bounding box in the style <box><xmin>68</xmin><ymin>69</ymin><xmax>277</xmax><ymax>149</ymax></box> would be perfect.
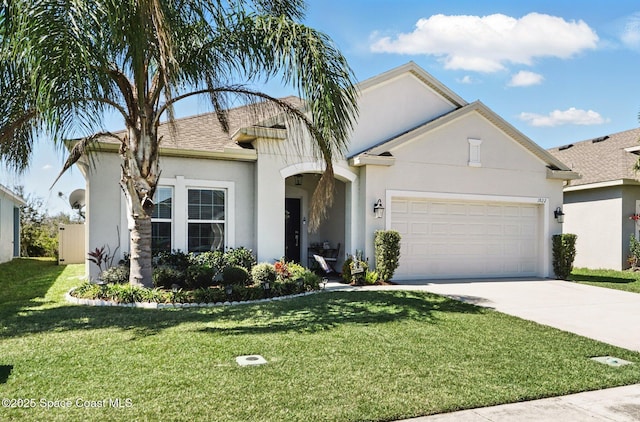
<box><xmin>0</xmin><ymin>0</ymin><xmax>358</xmax><ymax>287</ymax></box>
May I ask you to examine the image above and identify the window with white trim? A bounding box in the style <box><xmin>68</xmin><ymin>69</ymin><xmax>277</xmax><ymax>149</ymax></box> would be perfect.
<box><xmin>187</xmin><ymin>188</ymin><xmax>225</xmax><ymax>252</ymax></box>
<box><xmin>151</xmin><ymin>186</ymin><xmax>173</xmax><ymax>253</ymax></box>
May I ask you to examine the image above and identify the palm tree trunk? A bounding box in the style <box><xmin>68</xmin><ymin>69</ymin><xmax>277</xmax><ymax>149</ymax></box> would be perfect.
<box><xmin>129</xmin><ymin>214</ymin><xmax>153</xmax><ymax>288</ymax></box>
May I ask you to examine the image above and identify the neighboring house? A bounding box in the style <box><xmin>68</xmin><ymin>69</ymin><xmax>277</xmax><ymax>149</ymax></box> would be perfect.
<box><xmin>548</xmin><ymin>128</ymin><xmax>640</xmax><ymax>270</ymax></box>
<box><xmin>0</xmin><ymin>184</ymin><xmax>25</xmax><ymax>263</ymax></box>
<box><xmin>74</xmin><ymin>62</ymin><xmax>576</xmax><ymax>280</ymax></box>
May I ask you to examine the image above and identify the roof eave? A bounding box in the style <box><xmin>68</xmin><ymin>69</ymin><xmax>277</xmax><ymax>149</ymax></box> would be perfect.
<box><xmin>546</xmin><ymin>168</ymin><xmax>581</xmax><ymax>181</ymax></box>
<box><xmin>232</xmin><ymin>126</ymin><xmax>288</xmax><ymax>143</ymax></box>
<box><xmin>348</xmin><ymin>154</ymin><xmax>396</xmax><ymax>167</ymax></box>
<box><xmin>564</xmin><ymin>178</ymin><xmax>640</xmax><ymax>192</ymax></box>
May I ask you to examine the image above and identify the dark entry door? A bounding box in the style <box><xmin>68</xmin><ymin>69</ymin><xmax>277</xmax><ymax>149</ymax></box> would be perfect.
<box><xmin>285</xmin><ymin>198</ymin><xmax>301</xmax><ymax>263</ymax></box>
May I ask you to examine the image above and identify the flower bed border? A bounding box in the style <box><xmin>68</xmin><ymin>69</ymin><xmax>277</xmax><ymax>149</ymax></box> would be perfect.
<box><xmin>65</xmin><ymin>288</ymin><xmax>320</xmax><ymax>309</ymax></box>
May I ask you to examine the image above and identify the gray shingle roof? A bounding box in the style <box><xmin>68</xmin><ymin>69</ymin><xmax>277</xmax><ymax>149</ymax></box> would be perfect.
<box><xmin>100</xmin><ymin>96</ymin><xmax>303</xmax><ymax>153</ymax></box>
<box><xmin>548</xmin><ymin>127</ymin><xmax>640</xmax><ymax>186</ymax></box>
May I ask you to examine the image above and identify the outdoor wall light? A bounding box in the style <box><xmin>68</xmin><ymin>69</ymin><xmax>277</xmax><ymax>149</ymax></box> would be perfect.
<box><xmin>373</xmin><ymin>199</ymin><xmax>385</xmax><ymax>219</ymax></box>
<box><xmin>294</xmin><ymin>174</ymin><xmax>303</xmax><ymax>186</ymax></box>
<box><xmin>554</xmin><ymin>207</ymin><xmax>565</xmax><ymax>224</ymax></box>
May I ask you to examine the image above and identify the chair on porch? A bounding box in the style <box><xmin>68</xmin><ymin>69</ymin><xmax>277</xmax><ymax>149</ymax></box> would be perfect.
<box><xmin>313</xmin><ymin>254</ymin><xmax>334</xmax><ymax>274</ymax></box>
<box><xmin>323</xmin><ymin>243</ymin><xmax>340</xmax><ymax>272</ymax></box>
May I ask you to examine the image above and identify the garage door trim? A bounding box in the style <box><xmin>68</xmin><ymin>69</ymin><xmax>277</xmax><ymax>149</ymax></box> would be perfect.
<box><xmin>385</xmin><ymin>190</ymin><xmax>551</xmax><ymax>278</ymax></box>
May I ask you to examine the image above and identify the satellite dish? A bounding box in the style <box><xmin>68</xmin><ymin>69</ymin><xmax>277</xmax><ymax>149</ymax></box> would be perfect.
<box><xmin>68</xmin><ymin>189</ymin><xmax>86</xmax><ymax>210</ymax></box>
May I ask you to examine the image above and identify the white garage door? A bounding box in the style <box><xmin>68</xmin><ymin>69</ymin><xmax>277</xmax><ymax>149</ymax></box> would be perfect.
<box><xmin>390</xmin><ymin>197</ymin><xmax>540</xmax><ymax>280</ymax></box>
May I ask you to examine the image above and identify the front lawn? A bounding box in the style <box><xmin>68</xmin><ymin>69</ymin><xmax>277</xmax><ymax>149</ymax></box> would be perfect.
<box><xmin>2</xmin><ymin>259</ymin><xmax>640</xmax><ymax>422</ymax></box>
<box><xmin>570</xmin><ymin>267</ymin><xmax>640</xmax><ymax>294</ymax></box>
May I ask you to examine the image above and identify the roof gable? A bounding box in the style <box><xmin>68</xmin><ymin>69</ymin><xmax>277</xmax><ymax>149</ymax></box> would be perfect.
<box><xmin>351</xmin><ymin>101</ymin><xmax>574</xmax><ymax>175</ymax></box>
<box><xmin>346</xmin><ymin>62</ymin><xmax>468</xmax><ymax>156</ymax></box>
<box><xmin>548</xmin><ymin>127</ymin><xmax>640</xmax><ymax>187</ymax></box>
<box><xmin>357</xmin><ymin>61</ymin><xmax>467</xmax><ymax>107</ymax></box>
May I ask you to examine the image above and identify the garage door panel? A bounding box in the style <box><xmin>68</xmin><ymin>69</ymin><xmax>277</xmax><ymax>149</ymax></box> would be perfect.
<box><xmin>392</xmin><ymin>197</ymin><xmax>540</xmax><ymax>279</ymax></box>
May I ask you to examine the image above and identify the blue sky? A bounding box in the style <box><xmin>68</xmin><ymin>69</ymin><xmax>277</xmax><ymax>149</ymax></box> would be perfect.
<box><xmin>3</xmin><ymin>0</ymin><xmax>640</xmax><ymax>215</ymax></box>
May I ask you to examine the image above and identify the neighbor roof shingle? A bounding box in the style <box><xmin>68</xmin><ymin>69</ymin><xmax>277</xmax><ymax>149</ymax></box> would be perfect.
<box><xmin>548</xmin><ymin>127</ymin><xmax>640</xmax><ymax>186</ymax></box>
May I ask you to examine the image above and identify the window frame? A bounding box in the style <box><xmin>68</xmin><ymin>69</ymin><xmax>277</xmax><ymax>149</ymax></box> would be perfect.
<box><xmin>134</xmin><ymin>177</ymin><xmax>236</xmax><ymax>254</ymax></box>
<box><xmin>151</xmin><ymin>186</ymin><xmax>174</xmax><ymax>253</ymax></box>
<box><xmin>186</xmin><ymin>187</ymin><xmax>227</xmax><ymax>253</ymax></box>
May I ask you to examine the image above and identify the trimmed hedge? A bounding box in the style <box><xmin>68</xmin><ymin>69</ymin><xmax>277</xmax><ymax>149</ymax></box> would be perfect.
<box><xmin>374</xmin><ymin>230</ymin><xmax>401</xmax><ymax>282</ymax></box>
<box><xmin>552</xmin><ymin>234</ymin><xmax>577</xmax><ymax>280</ymax></box>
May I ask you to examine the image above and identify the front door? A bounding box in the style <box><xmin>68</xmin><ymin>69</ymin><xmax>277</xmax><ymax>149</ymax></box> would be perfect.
<box><xmin>285</xmin><ymin>198</ymin><xmax>301</xmax><ymax>262</ymax></box>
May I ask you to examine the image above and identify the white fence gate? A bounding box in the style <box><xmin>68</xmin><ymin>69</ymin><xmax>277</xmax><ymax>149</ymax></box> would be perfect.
<box><xmin>58</xmin><ymin>224</ymin><xmax>85</xmax><ymax>265</ymax></box>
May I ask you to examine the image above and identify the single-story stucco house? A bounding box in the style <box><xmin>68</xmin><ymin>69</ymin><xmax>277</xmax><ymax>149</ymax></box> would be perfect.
<box><xmin>75</xmin><ymin>62</ymin><xmax>577</xmax><ymax>280</ymax></box>
<box><xmin>548</xmin><ymin>127</ymin><xmax>640</xmax><ymax>270</ymax></box>
<box><xmin>0</xmin><ymin>184</ymin><xmax>25</xmax><ymax>263</ymax></box>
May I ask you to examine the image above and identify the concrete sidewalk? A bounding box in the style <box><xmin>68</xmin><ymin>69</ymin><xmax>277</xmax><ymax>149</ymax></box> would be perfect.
<box><xmin>398</xmin><ymin>384</ymin><xmax>640</xmax><ymax>422</ymax></box>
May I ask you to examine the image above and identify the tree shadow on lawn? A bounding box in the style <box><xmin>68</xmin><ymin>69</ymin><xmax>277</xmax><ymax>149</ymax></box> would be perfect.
<box><xmin>200</xmin><ymin>290</ymin><xmax>485</xmax><ymax>335</ymax></box>
<box><xmin>569</xmin><ymin>274</ymin><xmax>636</xmax><ymax>284</ymax></box>
<box><xmin>0</xmin><ymin>291</ymin><xmax>483</xmax><ymax>340</ymax></box>
<box><xmin>0</xmin><ymin>365</ymin><xmax>13</xmax><ymax>384</ymax></box>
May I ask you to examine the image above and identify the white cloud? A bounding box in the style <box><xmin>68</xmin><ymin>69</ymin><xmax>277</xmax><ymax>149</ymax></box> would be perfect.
<box><xmin>508</xmin><ymin>71</ymin><xmax>544</xmax><ymax>87</ymax></box>
<box><xmin>620</xmin><ymin>13</ymin><xmax>640</xmax><ymax>50</ymax></box>
<box><xmin>42</xmin><ymin>164</ymin><xmax>53</xmax><ymax>171</ymax></box>
<box><xmin>518</xmin><ymin>107</ymin><xmax>609</xmax><ymax>127</ymax></box>
<box><xmin>457</xmin><ymin>75</ymin><xmax>474</xmax><ymax>84</ymax></box>
<box><xmin>370</xmin><ymin>13</ymin><xmax>598</xmax><ymax>72</ymax></box>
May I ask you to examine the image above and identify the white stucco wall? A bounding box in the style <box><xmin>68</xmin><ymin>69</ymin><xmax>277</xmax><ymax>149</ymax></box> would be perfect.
<box><xmin>83</xmin><ymin>151</ymin><xmax>255</xmax><ymax>279</ymax></box>
<box><xmin>347</xmin><ymin>72</ymin><xmax>457</xmax><ymax>156</ymax></box>
<box><xmin>358</xmin><ymin>111</ymin><xmax>564</xmax><ymax>277</ymax></box>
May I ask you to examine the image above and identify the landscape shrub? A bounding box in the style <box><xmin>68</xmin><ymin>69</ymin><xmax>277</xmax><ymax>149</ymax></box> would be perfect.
<box><xmin>365</xmin><ymin>270</ymin><xmax>379</xmax><ymax>285</ymax></box>
<box><xmin>98</xmin><ymin>265</ymin><xmax>129</xmax><ymax>284</ymax></box>
<box><xmin>224</xmin><ymin>247</ymin><xmax>256</xmax><ymax>272</ymax></box>
<box><xmin>251</xmin><ymin>263</ymin><xmax>276</xmax><ymax>286</ymax></box>
<box><xmin>342</xmin><ymin>257</ymin><xmax>353</xmax><ymax>283</ymax></box>
<box><xmin>154</xmin><ymin>250</ymin><xmax>190</xmax><ymax>272</ymax></box>
<box><xmin>552</xmin><ymin>234</ymin><xmax>577</xmax><ymax>280</ymax></box>
<box><xmin>302</xmin><ymin>271</ymin><xmax>321</xmax><ymax>290</ymax></box>
<box><xmin>190</xmin><ymin>250</ymin><xmax>226</xmax><ymax>278</ymax></box>
<box><xmin>185</xmin><ymin>264</ymin><xmax>215</xmax><ymax>289</ymax></box>
<box><xmin>222</xmin><ymin>265</ymin><xmax>251</xmax><ymax>286</ymax></box>
<box><xmin>629</xmin><ymin>234</ymin><xmax>640</xmax><ymax>268</ymax></box>
<box><xmin>374</xmin><ymin>230</ymin><xmax>401</xmax><ymax>282</ymax></box>
<box><xmin>152</xmin><ymin>266</ymin><xmax>185</xmax><ymax>289</ymax></box>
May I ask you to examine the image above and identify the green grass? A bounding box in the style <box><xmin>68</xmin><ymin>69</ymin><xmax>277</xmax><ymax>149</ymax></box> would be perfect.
<box><xmin>570</xmin><ymin>267</ymin><xmax>640</xmax><ymax>294</ymax></box>
<box><xmin>2</xmin><ymin>259</ymin><xmax>640</xmax><ymax>421</ymax></box>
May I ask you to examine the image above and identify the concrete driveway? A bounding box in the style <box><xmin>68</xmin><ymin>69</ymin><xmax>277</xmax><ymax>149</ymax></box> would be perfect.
<box><xmin>396</xmin><ymin>278</ymin><xmax>640</xmax><ymax>352</ymax></box>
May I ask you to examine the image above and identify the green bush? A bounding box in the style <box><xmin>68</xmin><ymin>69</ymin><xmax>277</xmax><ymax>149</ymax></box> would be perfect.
<box><xmin>365</xmin><ymin>270</ymin><xmax>379</xmax><ymax>285</ymax></box>
<box><xmin>349</xmin><ymin>258</ymin><xmax>368</xmax><ymax>285</ymax></box>
<box><xmin>152</xmin><ymin>266</ymin><xmax>185</xmax><ymax>289</ymax></box>
<box><xmin>342</xmin><ymin>258</ymin><xmax>353</xmax><ymax>283</ymax></box>
<box><xmin>98</xmin><ymin>265</ymin><xmax>130</xmax><ymax>284</ymax></box>
<box><xmin>629</xmin><ymin>234</ymin><xmax>640</xmax><ymax>268</ymax></box>
<box><xmin>302</xmin><ymin>271</ymin><xmax>320</xmax><ymax>290</ymax></box>
<box><xmin>251</xmin><ymin>263</ymin><xmax>276</xmax><ymax>286</ymax></box>
<box><xmin>192</xmin><ymin>287</ymin><xmax>227</xmax><ymax>304</ymax></box>
<box><xmin>552</xmin><ymin>234</ymin><xmax>577</xmax><ymax>280</ymax></box>
<box><xmin>186</xmin><ymin>264</ymin><xmax>215</xmax><ymax>289</ymax></box>
<box><xmin>191</xmin><ymin>250</ymin><xmax>226</xmax><ymax>278</ymax></box>
<box><xmin>154</xmin><ymin>250</ymin><xmax>190</xmax><ymax>272</ymax></box>
<box><xmin>222</xmin><ymin>265</ymin><xmax>251</xmax><ymax>286</ymax></box>
<box><xmin>374</xmin><ymin>230</ymin><xmax>401</xmax><ymax>282</ymax></box>
<box><xmin>224</xmin><ymin>247</ymin><xmax>256</xmax><ymax>272</ymax></box>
